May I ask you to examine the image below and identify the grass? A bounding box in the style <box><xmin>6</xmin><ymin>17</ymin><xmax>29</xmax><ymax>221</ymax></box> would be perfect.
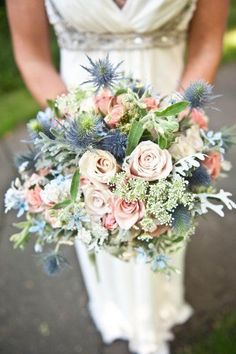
<box><xmin>0</xmin><ymin>1</ymin><xmax>236</xmax><ymax>138</ymax></box>
<box><xmin>177</xmin><ymin>313</ymin><xmax>236</xmax><ymax>354</ymax></box>
<box><xmin>0</xmin><ymin>88</ymin><xmax>38</xmax><ymax>134</ymax></box>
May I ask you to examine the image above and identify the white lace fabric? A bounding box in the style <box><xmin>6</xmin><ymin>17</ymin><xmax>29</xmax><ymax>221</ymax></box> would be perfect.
<box><xmin>44</xmin><ymin>1</ymin><xmax>197</xmax><ymax>353</ymax></box>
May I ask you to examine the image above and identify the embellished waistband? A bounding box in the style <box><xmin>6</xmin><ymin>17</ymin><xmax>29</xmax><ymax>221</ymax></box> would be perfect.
<box><xmin>56</xmin><ymin>29</ymin><xmax>187</xmax><ymax>52</ymax></box>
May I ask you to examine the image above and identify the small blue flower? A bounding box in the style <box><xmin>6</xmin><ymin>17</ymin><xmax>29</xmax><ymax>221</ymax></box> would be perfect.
<box><xmin>81</xmin><ymin>55</ymin><xmax>122</xmax><ymax>92</ymax></box>
<box><xmin>151</xmin><ymin>254</ymin><xmax>169</xmax><ymax>272</ymax></box>
<box><xmin>66</xmin><ymin>212</ymin><xmax>89</xmax><ymax>231</ymax></box>
<box><xmin>184</xmin><ymin>80</ymin><xmax>217</xmax><ymax>109</ymax></box>
<box><xmin>29</xmin><ymin>219</ymin><xmax>46</xmax><ymax>236</ymax></box>
<box><xmin>5</xmin><ymin>186</ymin><xmax>28</xmax><ymax>217</ymax></box>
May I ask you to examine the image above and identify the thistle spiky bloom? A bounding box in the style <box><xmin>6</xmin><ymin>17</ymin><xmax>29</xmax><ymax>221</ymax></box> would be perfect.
<box><xmin>42</xmin><ymin>253</ymin><xmax>69</xmax><ymax>276</ymax></box>
<box><xmin>98</xmin><ymin>129</ymin><xmax>127</xmax><ymax>163</ymax></box>
<box><xmin>188</xmin><ymin>166</ymin><xmax>211</xmax><ymax>189</ymax></box>
<box><xmin>65</xmin><ymin>114</ymin><xmax>102</xmax><ymax>152</ymax></box>
<box><xmin>184</xmin><ymin>80</ymin><xmax>216</xmax><ymax>109</ymax></box>
<box><xmin>81</xmin><ymin>55</ymin><xmax>122</xmax><ymax>92</ymax></box>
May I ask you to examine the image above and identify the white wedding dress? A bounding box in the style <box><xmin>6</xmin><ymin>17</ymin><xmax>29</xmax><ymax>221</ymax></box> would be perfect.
<box><xmin>45</xmin><ymin>1</ymin><xmax>197</xmax><ymax>353</ymax></box>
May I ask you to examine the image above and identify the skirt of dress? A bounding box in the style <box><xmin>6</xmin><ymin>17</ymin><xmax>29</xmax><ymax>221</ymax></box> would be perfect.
<box><xmin>75</xmin><ymin>240</ymin><xmax>193</xmax><ymax>354</ymax></box>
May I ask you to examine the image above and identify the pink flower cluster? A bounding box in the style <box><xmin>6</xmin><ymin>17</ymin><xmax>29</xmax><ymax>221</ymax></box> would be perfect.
<box><xmin>79</xmin><ymin>141</ymin><xmax>172</xmax><ymax>232</ymax></box>
<box><xmin>94</xmin><ymin>89</ymin><xmax>159</xmax><ymax>128</ymax></box>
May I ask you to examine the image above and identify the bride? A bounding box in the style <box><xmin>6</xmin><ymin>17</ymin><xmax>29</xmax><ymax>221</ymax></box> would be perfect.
<box><xmin>7</xmin><ymin>1</ymin><xmax>228</xmax><ymax>353</ymax></box>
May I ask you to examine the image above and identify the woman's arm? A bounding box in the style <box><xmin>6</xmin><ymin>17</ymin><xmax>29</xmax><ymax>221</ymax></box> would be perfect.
<box><xmin>6</xmin><ymin>0</ymin><xmax>67</xmax><ymax>107</ymax></box>
<box><xmin>180</xmin><ymin>0</ymin><xmax>229</xmax><ymax>88</ymax></box>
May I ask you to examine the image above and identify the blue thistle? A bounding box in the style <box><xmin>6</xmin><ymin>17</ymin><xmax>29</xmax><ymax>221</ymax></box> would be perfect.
<box><xmin>42</xmin><ymin>253</ymin><xmax>69</xmax><ymax>276</ymax></box>
<box><xmin>172</xmin><ymin>205</ymin><xmax>191</xmax><ymax>233</ymax></box>
<box><xmin>188</xmin><ymin>166</ymin><xmax>211</xmax><ymax>189</ymax></box>
<box><xmin>65</xmin><ymin>120</ymin><xmax>97</xmax><ymax>153</ymax></box>
<box><xmin>15</xmin><ymin>149</ymin><xmax>37</xmax><ymax>172</ymax></box>
<box><xmin>98</xmin><ymin>129</ymin><xmax>127</xmax><ymax>163</ymax></box>
<box><xmin>81</xmin><ymin>55</ymin><xmax>122</xmax><ymax>92</ymax></box>
<box><xmin>184</xmin><ymin>80</ymin><xmax>217</xmax><ymax>109</ymax></box>
<box><xmin>36</xmin><ymin>108</ymin><xmax>55</xmax><ymax>139</ymax></box>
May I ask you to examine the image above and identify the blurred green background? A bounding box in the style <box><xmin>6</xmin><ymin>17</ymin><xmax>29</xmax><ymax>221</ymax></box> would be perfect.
<box><xmin>0</xmin><ymin>1</ymin><xmax>236</xmax><ymax>138</ymax></box>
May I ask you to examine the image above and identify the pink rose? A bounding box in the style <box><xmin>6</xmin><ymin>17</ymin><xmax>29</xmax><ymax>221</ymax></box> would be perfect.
<box><xmin>25</xmin><ymin>185</ymin><xmax>44</xmax><ymax>213</ymax></box>
<box><xmin>143</xmin><ymin>97</ymin><xmax>159</xmax><ymax>110</ymax></box>
<box><xmin>104</xmin><ymin>104</ymin><xmax>125</xmax><ymax>128</ymax></box>
<box><xmin>190</xmin><ymin>109</ymin><xmax>208</xmax><ymax>130</ymax></box>
<box><xmin>84</xmin><ymin>182</ymin><xmax>112</xmax><ymax>218</ymax></box>
<box><xmin>202</xmin><ymin>151</ymin><xmax>221</xmax><ymax>180</ymax></box>
<box><xmin>94</xmin><ymin>89</ymin><xmax>115</xmax><ymax>116</ymax></box>
<box><xmin>113</xmin><ymin>197</ymin><xmax>145</xmax><ymax>230</ymax></box>
<box><xmin>102</xmin><ymin>213</ymin><xmax>118</xmax><ymax>231</ymax></box>
<box><xmin>126</xmin><ymin>141</ymin><xmax>172</xmax><ymax>181</ymax></box>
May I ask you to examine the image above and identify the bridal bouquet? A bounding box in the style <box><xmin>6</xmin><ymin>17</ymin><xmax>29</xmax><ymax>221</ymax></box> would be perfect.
<box><xmin>5</xmin><ymin>56</ymin><xmax>236</xmax><ymax>274</ymax></box>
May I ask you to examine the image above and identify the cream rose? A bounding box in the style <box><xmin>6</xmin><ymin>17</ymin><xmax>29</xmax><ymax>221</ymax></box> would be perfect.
<box><xmin>126</xmin><ymin>141</ymin><xmax>172</xmax><ymax>181</ymax></box>
<box><xmin>79</xmin><ymin>149</ymin><xmax>118</xmax><ymax>184</ymax></box>
<box><xmin>84</xmin><ymin>182</ymin><xmax>112</xmax><ymax>218</ymax></box>
<box><xmin>169</xmin><ymin>125</ymin><xmax>204</xmax><ymax>160</ymax></box>
<box><xmin>113</xmin><ymin>197</ymin><xmax>145</xmax><ymax>230</ymax></box>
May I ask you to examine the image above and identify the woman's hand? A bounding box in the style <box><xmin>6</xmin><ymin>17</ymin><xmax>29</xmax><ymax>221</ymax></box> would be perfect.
<box><xmin>6</xmin><ymin>0</ymin><xmax>67</xmax><ymax>107</ymax></box>
<box><xmin>180</xmin><ymin>0</ymin><xmax>229</xmax><ymax>89</ymax></box>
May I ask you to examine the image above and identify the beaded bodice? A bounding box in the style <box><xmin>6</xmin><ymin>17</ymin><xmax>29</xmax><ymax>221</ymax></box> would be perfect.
<box><xmin>45</xmin><ymin>0</ymin><xmax>197</xmax><ymax>51</ymax></box>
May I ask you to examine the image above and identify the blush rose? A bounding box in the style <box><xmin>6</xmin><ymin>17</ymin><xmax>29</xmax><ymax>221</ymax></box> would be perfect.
<box><xmin>113</xmin><ymin>197</ymin><xmax>145</xmax><ymax>230</ymax></box>
<box><xmin>79</xmin><ymin>149</ymin><xmax>118</xmax><ymax>184</ymax></box>
<box><xmin>126</xmin><ymin>141</ymin><xmax>172</xmax><ymax>181</ymax></box>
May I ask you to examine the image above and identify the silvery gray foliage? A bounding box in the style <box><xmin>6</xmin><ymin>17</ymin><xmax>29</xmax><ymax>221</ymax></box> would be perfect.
<box><xmin>200</xmin><ymin>129</ymin><xmax>225</xmax><ymax>153</ymax></box>
<box><xmin>196</xmin><ymin>189</ymin><xmax>236</xmax><ymax>217</ymax></box>
<box><xmin>173</xmin><ymin>153</ymin><xmax>206</xmax><ymax>177</ymax></box>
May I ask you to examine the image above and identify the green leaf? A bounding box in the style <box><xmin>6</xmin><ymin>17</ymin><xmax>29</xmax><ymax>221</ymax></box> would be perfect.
<box><xmin>10</xmin><ymin>224</ymin><xmax>31</xmax><ymax>249</ymax></box>
<box><xmin>70</xmin><ymin>170</ymin><xmax>80</xmax><ymax>201</ymax></box>
<box><xmin>52</xmin><ymin>199</ymin><xmax>72</xmax><ymax>210</ymax></box>
<box><xmin>155</xmin><ymin>101</ymin><xmax>189</xmax><ymax>117</ymax></box>
<box><xmin>172</xmin><ymin>236</ymin><xmax>184</xmax><ymax>243</ymax></box>
<box><xmin>126</xmin><ymin>120</ymin><xmax>144</xmax><ymax>155</ymax></box>
<box><xmin>115</xmin><ymin>88</ymin><xmax>128</xmax><ymax>96</ymax></box>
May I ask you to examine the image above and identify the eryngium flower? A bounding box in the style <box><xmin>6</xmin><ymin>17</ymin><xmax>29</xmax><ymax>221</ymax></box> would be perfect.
<box><xmin>36</xmin><ymin>108</ymin><xmax>55</xmax><ymax>139</ymax></box>
<box><xmin>42</xmin><ymin>253</ymin><xmax>69</xmax><ymax>276</ymax></box>
<box><xmin>184</xmin><ymin>80</ymin><xmax>216</xmax><ymax>109</ymax></box>
<box><xmin>81</xmin><ymin>55</ymin><xmax>122</xmax><ymax>92</ymax></box>
<box><xmin>15</xmin><ymin>149</ymin><xmax>37</xmax><ymax>172</ymax></box>
<box><xmin>98</xmin><ymin>129</ymin><xmax>127</xmax><ymax>163</ymax></box>
<box><xmin>172</xmin><ymin>204</ymin><xmax>192</xmax><ymax>233</ymax></box>
<box><xmin>65</xmin><ymin>116</ymin><xmax>104</xmax><ymax>153</ymax></box>
<box><xmin>188</xmin><ymin>166</ymin><xmax>211</xmax><ymax>189</ymax></box>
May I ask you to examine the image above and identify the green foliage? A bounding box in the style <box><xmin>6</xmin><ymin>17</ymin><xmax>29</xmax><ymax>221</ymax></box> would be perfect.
<box><xmin>141</xmin><ymin>112</ymin><xmax>179</xmax><ymax>149</ymax></box>
<box><xmin>178</xmin><ymin>313</ymin><xmax>236</xmax><ymax>354</ymax></box>
<box><xmin>126</xmin><ymin>120</ymin><xmax>144</xmax><ymax>155</ymax></box>
<box><xmin>10</xmin><ymin>221</ymin><xmax>32</xmax><ymax>249</ymax></box>
<box><xmin>155</xmin><ymin>101</ymin><xmax>189</xmax><ymax>117</ymax></box>
<box><xmin>70</xmin><ymin>170</ymin><xmax>80</xmax><ymax>201</ymax></box>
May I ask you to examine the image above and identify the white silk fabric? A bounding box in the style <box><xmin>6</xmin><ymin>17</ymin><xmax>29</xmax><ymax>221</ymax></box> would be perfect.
<box><xmin>45</xmin><ymin>1</ymin><xmax>197</xmax><ymax>353</ymax></box>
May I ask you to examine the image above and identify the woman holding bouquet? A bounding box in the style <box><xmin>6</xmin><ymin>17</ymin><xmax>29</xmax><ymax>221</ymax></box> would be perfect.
<box><xmin>7</xmin><ymin>0</ymin><xmax>228</xmax><ymax>353</ymax></box>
